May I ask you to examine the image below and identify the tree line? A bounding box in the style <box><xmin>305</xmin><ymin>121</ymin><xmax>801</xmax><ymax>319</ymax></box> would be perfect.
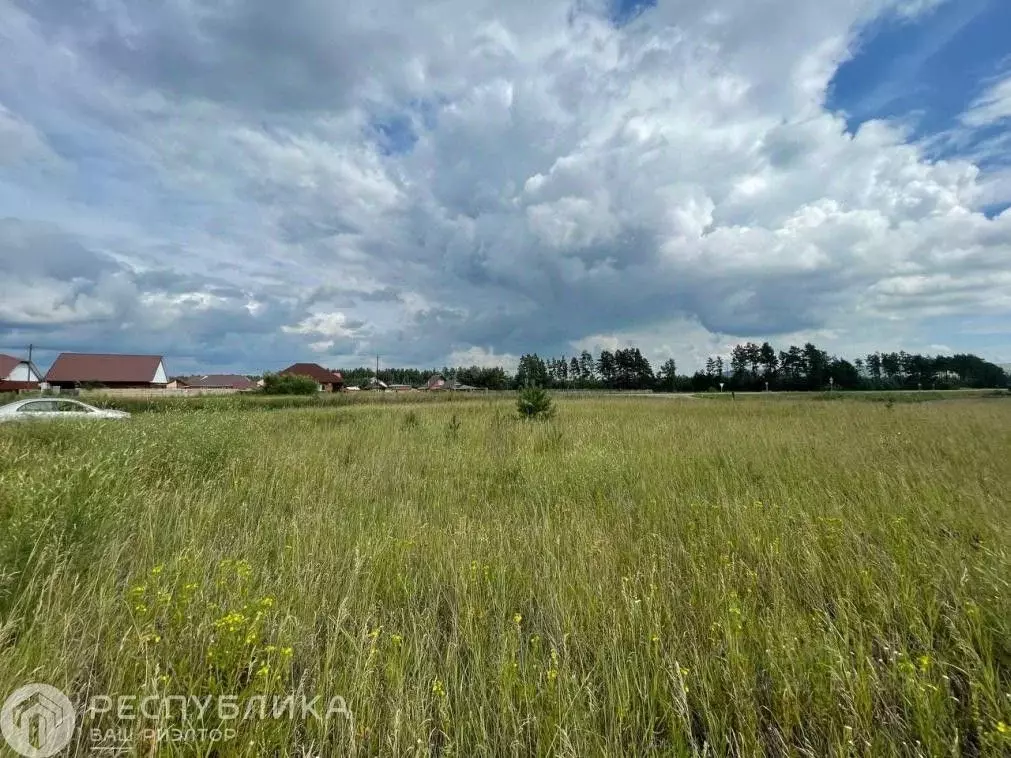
<box><xmin>338</xmin><ymin>343</ymin><xmax>1008</xmax><ymax>392</ymax></box>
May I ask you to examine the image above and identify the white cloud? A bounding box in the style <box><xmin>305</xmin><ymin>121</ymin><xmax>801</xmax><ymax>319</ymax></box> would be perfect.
<box><xmin>1</xmin><ymin>0</ymin><xmax>1009</xmax><ymax>372</ymax></box>
<box><xmin>282</xmin><ymin>312</ymin><xmax>357</xmax><ymax>340</ymax></box>
<box><xmin>961</xmin><ymin>74</ymin><xmax>1011</xmax><ymax>129</ymax></box>
<box><xmin>0</xmin><ymin>103</ymin><xmax>62</xmax><ymax>166</ymax></box>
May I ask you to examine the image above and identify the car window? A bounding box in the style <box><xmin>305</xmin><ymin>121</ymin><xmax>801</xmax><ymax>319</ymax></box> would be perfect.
<box><xmin>57</xmin><ymin>401</ymin><xmax>92</xmax><ymax>412</ymax></box>
<box><xmin>17</xmin><ymin>401</ymin><xmax>58</xmax><ymax>412</ymax></box>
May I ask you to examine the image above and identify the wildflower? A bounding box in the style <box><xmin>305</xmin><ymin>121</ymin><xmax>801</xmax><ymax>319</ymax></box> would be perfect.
<box><xmin>256</xmin><ymin>665</ymin><xmax>270</xmax><ymax>678</ymax></box>
<box><xmin>996</xmin><ymin>721</ymin><xmax>1008</xmax><ymax>735</ymax></box>
<box><xmin>259</xmin><ymin>596</ymin><xmax>275</xmax><ymax>609</ymax></box>
<box><xmin>918</xmin><ymin>655</ymin><xmax>931</xmax><ymax>672</ymax></box>
<box><xmin>151</xmin><ymin>565</ymin><xmax>164</xmax><ymax>577</ymax></box>
<box><xmin>651</xmin><ymin>634</ymin><xmax>661</xmax><ymax>644</ymax></box>
<box><xmin>214</xmin><ymin>611</ymin><xmax>247</xmax><ymax>633</ymax></box>
<box><xmin>432</xmin><ymin>678</ymin><xmax>446</xmax><ymax>698</ymax></box>
<box><xmin>281</xmin><ymin>647</ymin><xmax>293</xmax><ymax>658</ymax></box>
<box><xmin>391</xmin><ymin>634</ymin><xmax>403</xmax><ymax>646</ymax></box>
<box><xmin>513</xmin><ymin>614</ymin><xmax>522</xmax><ymax>626</ymax></box>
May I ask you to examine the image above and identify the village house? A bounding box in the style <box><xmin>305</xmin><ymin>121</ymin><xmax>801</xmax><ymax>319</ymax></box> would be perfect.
<box><xmin>0</xmin><ymin>353</ymin><xmax>42</xmax><ymax>392</ymax></box>
<box><xmin>170</xmin><ymin>374</ymin><xmax>257</xmax><ymax>391</ymax></box>
<box><xmin>277</xmin><ymin>363</ymin><xmax>344</xmax><ymax>392</ymax></box>
<box><xmin>425</xmin><ymin>373</ymin><xmax>451</xmax><ymax>390</ymax></box>
<box><xmin>44</xmin><ymin>353</ymin><xmax>169</xmax><ymax>390</ymax></box>
<box><xmin>424</xmin><ymin>373</ymin><xmax>479</xmax><ymax>391</ymax></box>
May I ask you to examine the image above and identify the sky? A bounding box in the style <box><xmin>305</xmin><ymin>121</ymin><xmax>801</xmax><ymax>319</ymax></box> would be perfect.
<box><xmin>1</xmin><ymin>0</ymin><xmax>1009</xmax><ymax>376</ymax></box>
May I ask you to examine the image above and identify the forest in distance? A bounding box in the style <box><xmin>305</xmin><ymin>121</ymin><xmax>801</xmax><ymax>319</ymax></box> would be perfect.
<box><xmin>335</xmin><ymin>342</ymin><xmax>1008</xmax><ymax>393</ymax></box>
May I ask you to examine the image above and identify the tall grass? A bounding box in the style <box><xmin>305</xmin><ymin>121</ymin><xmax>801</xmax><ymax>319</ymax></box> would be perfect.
<box><xmin>0</xmin><ymin>397</ymin><xmax>1008</xmax><ymax>756</ymax></box>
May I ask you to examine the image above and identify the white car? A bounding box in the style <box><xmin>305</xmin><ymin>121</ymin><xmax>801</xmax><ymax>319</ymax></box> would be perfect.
<box><xmin>0</xmin><ymin>398</ymin><xmax>131</xmax><ymax>422</ymax></box>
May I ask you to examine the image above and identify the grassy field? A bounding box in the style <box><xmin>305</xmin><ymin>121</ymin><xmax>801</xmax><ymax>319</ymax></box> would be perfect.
<box><xmin>0</xmin><ymin>395</ymin><xmax>1009</xmax><ymax>756</ymax></box>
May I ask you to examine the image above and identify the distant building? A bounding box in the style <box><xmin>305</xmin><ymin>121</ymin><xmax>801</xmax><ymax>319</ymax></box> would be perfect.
<box><xmin>425</xmin><ymin>373</ymin><xmax>450</xmax><ymax>390</ymax></box>
<box><xmin>387</xmin><ymin>384</ymin><xmax>414</xmax><ymax>392</ymax></box>
<box><xmin>362</xmin><ymin>377</ymin><xmax>389</xmax><ymax>391</ymax></box>
<box><xmin>424</xmin><ymin>373</ymin><xmax>479</xmax><ymax>391</ymax></box>
<box><xmin>277</xmin><ymin>363</ymin><xmax>344</xmax><ymax>392</ymax></box>
<box><xmin>0</xmin><ymin>353</ymin><xmax>42</xmax><ymax>392</ymax></box>
<box><xmin>172</xmin><ymin>374</ymin><xmax>257</xmax><ymax>391</ymax></box>
<box><xmin>44</xmin><ymin>353</ymin><xmax>168</xmax><ymax>390</ymax></box>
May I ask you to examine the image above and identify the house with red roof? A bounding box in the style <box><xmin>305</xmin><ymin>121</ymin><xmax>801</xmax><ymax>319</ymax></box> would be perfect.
<box><xmin>0</xmin><ymin>353</ymin><xmax>42</xmax><ymax>392</ymax></box>
<box><xmin>44</xmin><ymin>353</ymin><xmax>169</xmax><ymax>390</ymax></box>
<box><xmin>277</xmin><ymin>363</ymin><xmax>344</xmax><ymax>392</ymax></box>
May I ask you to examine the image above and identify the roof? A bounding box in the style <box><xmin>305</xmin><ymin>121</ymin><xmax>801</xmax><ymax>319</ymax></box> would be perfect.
<box><xmin>44</xmin><ymin>353</ymin><xmax>165</xmax><ymax>384</ymax></box>
<box><xmin>278</xmin><ymin>363</ymin><xmax>344</xmax><ymax>383</ymax></box>
<box><xmin>176</xmin><ymin>374</ymin><xmax>256</xmax><ymax>390</ymax></box>
<box><xmin>0</xmin><ymin>354</ymin><xmax>25</xmax><ymax>379</ymax></box>
<box><xmin>364</xmin><ymin>377</ymin><xmax>388</xmax><ymax>389</ymax></box>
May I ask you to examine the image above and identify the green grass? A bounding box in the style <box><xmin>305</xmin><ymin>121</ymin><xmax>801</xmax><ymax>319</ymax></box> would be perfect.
<box><xmin>0</xmin><ymin>397</ymin><xmax>1009</xmax><ymax>756</ymax></box>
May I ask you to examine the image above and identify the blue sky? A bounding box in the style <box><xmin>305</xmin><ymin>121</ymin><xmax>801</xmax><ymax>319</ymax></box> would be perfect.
<box><xmin>1</xmin><ymin>0</ymin><xmax>1009</xmax><ymax>375</ymax></box>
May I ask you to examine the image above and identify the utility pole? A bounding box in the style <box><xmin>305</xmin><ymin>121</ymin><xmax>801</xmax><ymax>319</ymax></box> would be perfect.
<box><xmin>28</xmin><ymin>343</ymin><xmax>33</xmax><ymax>365</ymax></box>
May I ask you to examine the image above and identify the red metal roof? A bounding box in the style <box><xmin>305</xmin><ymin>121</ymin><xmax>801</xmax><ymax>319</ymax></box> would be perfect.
<box><xmin>45</xmin><ymin>353</ymin><xmax>165</xmax><ymax>383</ymax></box>
<box><xmin>0</xmin><ymin>354</ymin><xmax>22</xmax><ymax>379</ymax></box>
<box><xmin>278</xmin><ymin>363</ymin><xmax>344</xmax><ymax>383</ymax></box>
<box><xmin>177</xmin><ymin>374</ymin><xmax>256</xmax><ymax>390</ymax></box>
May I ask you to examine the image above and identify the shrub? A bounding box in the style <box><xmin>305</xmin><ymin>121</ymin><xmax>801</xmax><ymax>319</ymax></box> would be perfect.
<box><xmin>517</xmin><ymin>384</ymin><xmax>555</xmax><ymax>420</ymax></box>
<box><xmin>260</xmin><ymin>373</ymin><xmax>318</xmax><ymax>395</ymax></box>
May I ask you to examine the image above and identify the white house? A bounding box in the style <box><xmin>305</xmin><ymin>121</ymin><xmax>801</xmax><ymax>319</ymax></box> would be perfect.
<box><xmin>0</xmin><ymin>353</ymin><xmax>42</xmax><ymax>391</ymax></box>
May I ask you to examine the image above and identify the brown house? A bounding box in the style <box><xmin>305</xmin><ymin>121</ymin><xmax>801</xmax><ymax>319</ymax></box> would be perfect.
<box><xmin>44</xmin><ymin>353</ymin><xmax>168</xmax><ymax>390</ymax></box>
<box><xmin>0</xmin><ymin>353</ymin><xmax>42</xmax><ymax>392</ymax></box>
<box><xmin>277</xmin><ymin>363</ymin><xmax>344</xmax><ymax>392</ymax></box>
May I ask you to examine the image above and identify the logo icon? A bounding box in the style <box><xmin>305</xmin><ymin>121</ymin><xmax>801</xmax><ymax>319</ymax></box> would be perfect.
<box><xmin>1</xmin><ymin>684</ymin><xmax>75</xmax><ymax>757</ymax></box>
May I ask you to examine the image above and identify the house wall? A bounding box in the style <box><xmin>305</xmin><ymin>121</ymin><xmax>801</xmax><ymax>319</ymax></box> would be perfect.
<box><xmin>6</xmin><ymin>363</ymin><xmax>39</xmax><ymax>382</ymax></box>
<box><xmin>153</xmin><ymin>362</ymin><xmax>168</xmax><ymax>384</ymax></box>
<box><xmin>0</xmin><ymin>381</ymin><xmax>39</xmax><ymax>392</ymax></box>
<box><xmin>48</xmin><ymin>381</ymin><xmax>167</xmax><ymax>390</ymax></box>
